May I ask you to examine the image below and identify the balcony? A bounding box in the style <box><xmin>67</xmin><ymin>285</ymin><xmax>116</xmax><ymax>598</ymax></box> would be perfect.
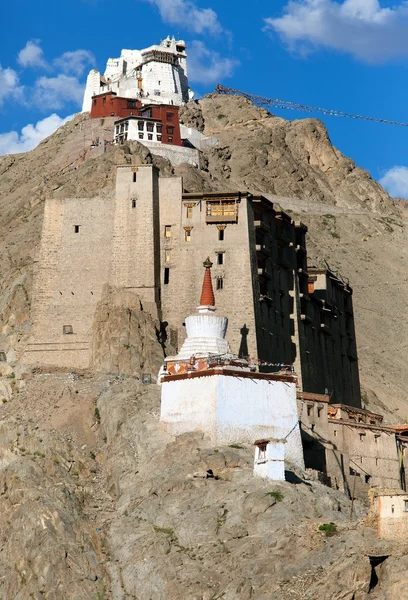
<box><xmin>254</xmin><ymin>219</ymin><xmax>270</xmax><ymax>232</ymax></box>
<box><xmin>206</xmin><ymin>201</ymin><xmax>238</xmax><ymax>223</ymax></box>
<box><xmin>256</xmin><ymin>244</ymin><xmax>271</xmax><ymax>257</ymax></box>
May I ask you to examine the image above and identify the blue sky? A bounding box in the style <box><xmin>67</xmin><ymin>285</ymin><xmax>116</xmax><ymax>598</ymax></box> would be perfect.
<box><xmin>2</xmin><ymin>0</ymin><xmax>408</xmax><ymax>197</ymax></box>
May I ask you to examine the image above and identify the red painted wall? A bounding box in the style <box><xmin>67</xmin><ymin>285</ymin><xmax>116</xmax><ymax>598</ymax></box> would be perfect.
<box><xmin>91</xmin><ymin>93</ymin><xmax>182</xmax><ymax>146</ymax></box>
<box><xmin>90</xmin><ymin>93</ymin><xmax>142</xmax><ymax>119</ymax></box>
<box><xmin>143</xmin><ymin>105</ymin><xmax>181</xmax><ymax>146</ymax></box>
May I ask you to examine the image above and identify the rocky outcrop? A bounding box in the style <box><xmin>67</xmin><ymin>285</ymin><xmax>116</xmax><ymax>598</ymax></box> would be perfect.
<box><xmin>0</xmin><ymin>418</ymin><xmax>108</xmax><ymax>599</ymax></box>
<box><xmin>95</xmin><ymin>379</ymin><xmax>406</xmax><ymax>600</ymax></box>
<box><xmin>91</xmin><ymin>286</ymin><xmax>164</xmax><ymax>378</ymax></box>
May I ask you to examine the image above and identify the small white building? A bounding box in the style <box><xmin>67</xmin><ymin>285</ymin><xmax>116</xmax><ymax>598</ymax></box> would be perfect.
<box><xmin>82</xmin><ymin>36</ymin><xmax>190</xmax><ymax>112</ymax></box>
<box><xmin>159</xmin><ymin>258</ymin><xmax>305</xmax><ymax>480</ymax></box>
<box><xmin>114</xmin><ymin>116</ymin><xmax>163</xmax><ymax>144</ymax></box>
<box><xmin>370</xmin><ymin>488</ymin><xmax>408</xmax><ymax>540</ymax></box>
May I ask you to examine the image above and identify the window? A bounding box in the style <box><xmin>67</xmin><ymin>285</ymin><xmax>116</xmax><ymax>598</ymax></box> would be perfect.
<box><xmin>165</xmin><ymin>249</ymin><xmax>171</xmax><ymax>263</ymax></box>
<box><xmin>307</xmin><ymin>405</ymin><xmax>313</xmax><ymax>417</ymax></box>
<box><xmin>93</xmin><ymin>99</ymin><xmax>97</xmax><ymax>106</ymax></box>
<box><xmin>157</xmin><ymin>135</ymin><xmax>162</xmax><ymax>142</ymax></box>
<box><xmin>186</xmin><ymin>205</ymin><xmax>193</xmax><ymax>219</ymax></box>
<box><xmin>218</xmin><ymin>228</ymin><xmax>225</xmax><ymax>241</ymax></box>
<box><xmin>166</xmin><ymin>125</ymin><xmax>174</xmax><ymax>135</ymax></box>
<box><xmin>256</xmin><ymin>442</ymin><xmax>267</xmax><ymax>462</ymax></box>
<box><xmin>164</xmin><ymin>267</ymin><xmax>170</xmax><ymax>285</ymax></box>
<box><xmin>102</xmin><ymin>97</ymin><xmax>106</xmax><ymax>104</ymax></box>
<box><xmin>133</xmin><ymin>172</ymin><xmax>137</xmax><ymax>183</ymax></box>
<box><xmin>168</xmin><ymin>136</ymin><xmax>173</xmax><ymax>142</ymax></box>
<box><xmin>333</xmin><ymin>430</ymin><xmax>337</xmax><ymax>437</ymax></box>
<box><xmin>217</xmin><ymin>252</ymin><xmax>224</xmax><ymax>265</ymax></box>
<box><xmin>146</xmin><ymin>122</ymin><xmax>154</xmax><ymax>132</ymax></box>
<box><xmin>127</xmin><ymin>100</ymin><xmax>136</xmax><ymax>109</ymax></box>
<box><xmin>142</xmin><ymin>109</ymin><xmax>152</xmax><ymax>118</ymax></box>
<box><xmin>166</xmin><ymin>112</ymin><xmax>174</xmax><ymax>121</ymax></box>
<box><xmin>138</xmin><ymin>133</ymin><xmax>144</xmax><ymax>139</ymax></box>
<box><xmin>405</xmin><ymin>500</ymin><xmax>408</xmax><ymax>512</ymax></box>
<box><xmin>360</xmin><ymin>433</ymin><xmax>366</xmax><ymax>442</ymax></box>
<box><xmin>63</xmin><ymin>325</ymin><xmax>73</xmax><ymax>335</ymax></box>
<box><xmin>317</xmin><ymin>406</ymin><xmax>323</xmax><ymax>418</ymax></box>
<box><xmin>132</xmin><ymin>199</ymin><xmax>136</xmax><ymax>208</ymax></box>
<box><xmin>138</xmin><ymin>121</ymin><xmax>144</xmax><ymax>131</ymax></box>
<box><xmin>148</xmin><ymin>134</ymin><xmax>153</xmax><ymax>140</ymax></box>
<box><xmin>74</xmin><ymin>225</ymin><xmax>80</xmax><ymax>233</ymax></box>
<box><xmin>206</xmin><ymin>200</ymin><xmax>237</xmax><ymax>221</ymax></box>
<box><xmin>184</xmin><ymin>229</ymin><xmax>191</xmax><ymax>242</ymax></box>
<box><xmin>365</xmin><ymin>475</ymin><xmax>371</xmax><ymax>484</ymax></box>
<box><xmin>157</xmin><ymin>124</ymin><xmax>162</xmax><ymax>134</ymax></box>
<box><xmin>164</xmin><ymin>225</ymin><xmax>172</xmax><ymax>238</ymax></box>
<box><xmin>216</xmin><ymin>276</ymin><xmax>224</xmax><ymax>290</ymax></box>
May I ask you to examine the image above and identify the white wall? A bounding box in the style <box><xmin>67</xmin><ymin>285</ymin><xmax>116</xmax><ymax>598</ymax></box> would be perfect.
<box><xmin>141</xmin><ymin>142</ymin><xmax>200</xmax><ymax>166</ymax></box>
<box><xmin>254</xmin><ymin>442</ymin><xmax>285</xmax><ymax>481</ymax></box>
<box><xmin>180</xmin><ymin>125</ymin><xmax>218</xmax><ymax>151</ymax></box>
<box><xmin>82</xmin><ymin>43</ymin><xmax>189</xmax><ymax>112</ymax></box>
<box><xmin>160</xmin><ymin>373</ymin><xmax>304</xmax><ymax>471</ymax></box>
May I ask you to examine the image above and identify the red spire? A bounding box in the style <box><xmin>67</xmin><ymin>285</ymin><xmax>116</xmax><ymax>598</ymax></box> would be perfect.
<box><xmin>199</xmin><ymin>257</ymin><xmax>215</xmax><ymax>307</ymax></box>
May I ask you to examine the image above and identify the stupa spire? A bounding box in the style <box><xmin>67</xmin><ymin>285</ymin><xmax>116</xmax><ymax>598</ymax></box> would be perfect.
<box><xmin>199</xmin><ymin>257</ymin><xmax>215</xmax><ymax>309</ymax></box>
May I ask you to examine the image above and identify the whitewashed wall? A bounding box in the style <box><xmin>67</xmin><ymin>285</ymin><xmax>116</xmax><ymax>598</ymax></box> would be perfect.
<box><xmin>160</xmin><ymin>374</ymin><xmax>304</xmax><ymax>471</ymax></box>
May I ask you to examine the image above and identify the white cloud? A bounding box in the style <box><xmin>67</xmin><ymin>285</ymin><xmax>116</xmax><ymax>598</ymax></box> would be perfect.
<box><xmin>0</xmin><ymin>64</ymin><xmax>23</xmax><ymax>106</ymax></box>
<box><xmin>265</xmin><ymin>0</ymin><xmax>408</xmax><ymax>62</ymax></box>
<box><xmin>32</xmin><ymin>74</ymin><xmax>84</xmax><ymax>109</ymax></box>
<box><xmin>54</xmin><ymin>49</ymin><xmax>95</xmax><ymax>75</ymax></box>
<box><xmin>188</xmin><ymin>41</ymin><xmax>239</xmax><ymax>84</ymax></box>
<box><xmin>146</xmin><ymin>0</ymin><xmax>222</xmax><ymax>34</ymax></box>
<box><xmin>380</xmin><ymin>166</ymin><xmax>408</xmax><ymax>198</ymax></box>
<box><xmin>0</xmin><ymin>113</ymin><xmax>74</xmax><ymax>156</ymax></box>
<box><xmin>17</xmin><ymin>40</ymin><xmax>47</xmax><ymax>68</ymax></box>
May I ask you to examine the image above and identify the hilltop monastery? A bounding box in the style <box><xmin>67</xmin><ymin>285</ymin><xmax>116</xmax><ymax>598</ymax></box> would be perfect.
<box><xmin>19</xmin><ymin>37</ymin><xmax>408</xmax><ymax>492</ymax></box>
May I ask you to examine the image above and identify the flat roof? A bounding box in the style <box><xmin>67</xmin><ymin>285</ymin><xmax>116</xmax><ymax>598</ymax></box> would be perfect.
<box><xmin>114</xmin><ymin>116</ymin><xmax>161</xmax><ymax>123</ymax></box>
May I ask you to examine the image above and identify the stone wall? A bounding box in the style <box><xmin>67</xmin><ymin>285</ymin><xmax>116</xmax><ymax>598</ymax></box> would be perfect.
<box><xmin>24</xmin><ymin>195</ymin><xmax>114</xmax><ymax>368</ymax></box>
<box><xmin>375</xmin><ymin>492</ymin><xmax>408</xmax><ymax>539</ymax></box>
<box><xmin>158</xmin><ymin>190</ymin><xmax>259</xmax><ymax>359</ymax></box>
<box><xmin>111</xmin><ymin>165</ymin><xmax>160</xmax><ymax>317</ymax></box>
<box><xmin>300</xmin><ymin>398</ymin><xmax>402</xmax><ymax>499</ymax></box>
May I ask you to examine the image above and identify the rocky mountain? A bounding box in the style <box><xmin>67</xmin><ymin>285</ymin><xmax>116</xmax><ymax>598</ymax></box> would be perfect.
<box><xmin>0</xmin><ymin>94</ymin><xmax>407</xmax><ymax>598</ymax></box>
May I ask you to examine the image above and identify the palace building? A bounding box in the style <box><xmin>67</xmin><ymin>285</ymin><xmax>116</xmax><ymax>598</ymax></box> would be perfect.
<box><xmin>82</xmin><ymin>36</ymin><xmax>190</xmax><ymax>113</ymax></box>
<box><xmin>24</xmin><ymin>163</ymin><xmax>408</xmax><ymax>491</ymax></box>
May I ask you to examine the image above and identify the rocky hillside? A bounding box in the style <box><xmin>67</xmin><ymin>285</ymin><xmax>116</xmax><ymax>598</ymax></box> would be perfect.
<box><xmin>2</xmin><ymin>364</ymin><xmax>408</xmax><ymax>600</ymax></box>
<box><xmin>1</xmin><ymin>94</ymin><xmax>406</xmax><ymax>417</ymax></box>
<box><xmin>0</xmin><ymin>93</ymin><xmax>407</xmax><ymax>598</ymax></box>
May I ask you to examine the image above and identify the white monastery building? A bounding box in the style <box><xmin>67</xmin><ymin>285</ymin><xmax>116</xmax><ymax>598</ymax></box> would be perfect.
<box><xmin>159</xmin><ymin>258</ymin><xmax>305</xmax><ymax>481</ymax></box>
<box><xmin>82</xmin><ymin>36</ymin><xmax>191</xmax><ymax>112</ymax></box>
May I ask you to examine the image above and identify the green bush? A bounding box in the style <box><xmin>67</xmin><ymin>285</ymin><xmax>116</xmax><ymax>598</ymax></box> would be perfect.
<box><xmin>265</xmin><ymin>491</ymin><xmax>284</xmax><ymax>502</ymax></box>
<box><xmin>318</xmin><ymin>522</ymin><xmax>337</xmax><ymax>537</ymax></box>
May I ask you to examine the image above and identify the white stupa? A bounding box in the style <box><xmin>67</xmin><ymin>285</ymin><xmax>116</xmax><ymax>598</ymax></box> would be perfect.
<box><xmin>167</xmin><ymin>257</ymin><xmax>232</xmax><ymax>362</ymax></box>
<box><xmin>159</xmin><ymin>259</ymin><xmax>305</xmax><ymax>480</ymax></box>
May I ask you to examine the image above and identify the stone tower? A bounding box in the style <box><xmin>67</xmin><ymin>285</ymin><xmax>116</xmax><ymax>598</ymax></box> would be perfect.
<box><xmin>111</xmin><ymin>164</ymin><xmax>161</xmax><ymax>317</ymax></box>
